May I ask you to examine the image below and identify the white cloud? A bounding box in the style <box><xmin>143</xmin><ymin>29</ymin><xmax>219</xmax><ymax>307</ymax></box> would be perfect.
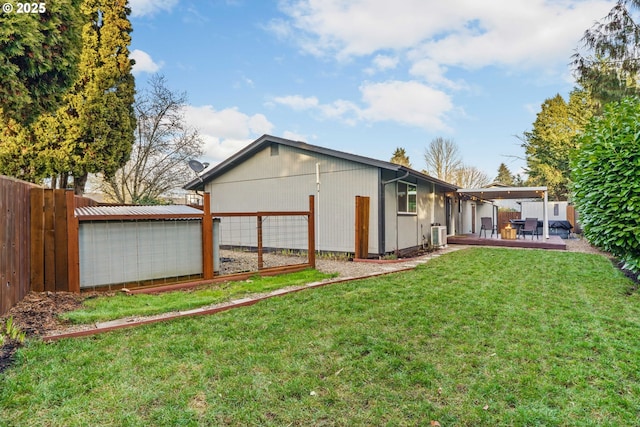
<box><xmin>129</xmin><ymin>0</ymin><xmax>179</xmax><ymax>17</ymax></box>
<box><xmin>359</xmin><ymin>80</ymin><xmax>453</xmax><ymax>130</ymax></box>
<box><xmin>282</xmin><ymin>131</ymin><xmax>309</xmax><ymax>142</ymax></box>
<box><xmin>273</xmin><ymin>80</ymin><xmax>452</xmax><ymax>131</ymax></box>
<box><xmin>372</xmin><ymin>54</ymin><xmax>399</xmax><ymax>71</ymax></box>
<box><xmin>130</xmin><ymin>49</ymin><xmax>162</xmax><ymax>75</ymax></box>
<box><xmin>274</xmin><ymin>0</ymin><xmax>613</xmax><ymax>71</ymax></box>
<box><xmin>182</xmin><ymin>105</ymin><xmax>274</xmax><ymax>163</ymax></box>
<box><xmin>272</xmin><ymin>95</ymin><xmax>319</xmax><ymax>110</ymax></box>
<box><xmin>409</xmin><ymin>59</ymin><xmax>465</xmax><ymax>90</ymax></box>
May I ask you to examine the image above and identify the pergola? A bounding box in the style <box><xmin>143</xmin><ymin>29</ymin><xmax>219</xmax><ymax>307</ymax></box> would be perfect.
<box><xmin>456</xmin><ymin>186</ymin><xmax>550</xmax><ymax>239</ymax></box>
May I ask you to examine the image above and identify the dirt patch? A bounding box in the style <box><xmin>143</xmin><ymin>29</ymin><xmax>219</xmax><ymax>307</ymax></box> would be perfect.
<box><xmin>0</xmin><ymin>291</ymin><xmax>109</xmax><ymax>373</ymax></box>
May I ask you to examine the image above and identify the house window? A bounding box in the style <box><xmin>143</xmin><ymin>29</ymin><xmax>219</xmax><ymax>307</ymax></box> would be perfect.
<box><xmin>270</xmin><ymin>143</ymin><xmax>279</xmax><ymax>156</ymax></box>
<box><xmin>398</xmin><ymin>181</ymin><xmax>417</xmax><ymax>213</ymax></box>
<box><xmin>553</xmin><ymin>203</ymin><xmax>559</xmax><ymax>216</ymax></box>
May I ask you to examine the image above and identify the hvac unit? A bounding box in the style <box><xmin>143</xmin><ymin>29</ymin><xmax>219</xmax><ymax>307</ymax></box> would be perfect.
<box><xmin>431</xmin><ymin>226</ymin><xmax>447</xmax><ymax>248</ymax></box>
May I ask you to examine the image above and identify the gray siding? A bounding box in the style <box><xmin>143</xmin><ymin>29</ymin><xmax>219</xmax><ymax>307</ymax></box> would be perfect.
<box><xmin>383</xmin><ymin>178</ymin><xmax>446</xmax><ymax>252</ymax></box>
<box><xmin>206</xmin><ymin>144</ymin><xmax>379</xmax><ymax>253</ymax></box>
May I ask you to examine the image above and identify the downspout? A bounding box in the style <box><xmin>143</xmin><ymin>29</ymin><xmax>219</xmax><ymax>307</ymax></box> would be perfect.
<box><xmin>378</xmin><ymin>170</ymin><xmax>385</xmax><ymax>256</ymax></box>
<box><xmin>316</xmin><ymin>163</ymin><xmax>321</xmax><ymax>252</ymax></box>
<box><xmin>381</xmin><ymin>170</ymin><xmax>410</xmax><ymax>256</ymax></box>
<box><xmin>381</xmin><ymin>170</ymin><xmax>410</xmax><ymax>186</ymax></box>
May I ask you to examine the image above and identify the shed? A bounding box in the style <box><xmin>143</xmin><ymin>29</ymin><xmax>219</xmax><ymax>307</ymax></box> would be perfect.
<box><xmin>76</xmin><ymin>205</ymin><xmax>205</xmax><ymax>288</ymax></box>
<box><xmin>185</xmin><ymin>134</ymin><xmax>459</xmax><ymax>257</ymax></box>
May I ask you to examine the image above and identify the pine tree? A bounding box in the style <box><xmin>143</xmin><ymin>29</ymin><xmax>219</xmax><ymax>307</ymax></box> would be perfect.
<box><xmin>390</xmin><ymin>147</ymin><xmax>412</xmax><ymax>168</ymax></box>
<box><xmin>521</xmin><ymin>89</ymin><xmax>596</xmax><ymax>199</ymax></box>
<box><xmin>50</xmin><ymin>0</ymin><xmax>136</xmax><ymax>194</ymax></box>
<box><xmin>573</xmin><ymin>0</ymin><xmax>640</xmax><ymax>106</ymax></box>
<box><xmin>495</xmin><ymin>163</ymin><xmax>515</xmax><ymax>186</ymax></box>
<box><xmin>0</xmin><ymin>0</ymin><xmax>82</xmax><ymax>124</ymax></box>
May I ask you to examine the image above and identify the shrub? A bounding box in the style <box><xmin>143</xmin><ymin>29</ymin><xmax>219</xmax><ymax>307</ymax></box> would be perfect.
<box><xmin>571</xmin><ymin>97</ymin><xmax>640</xmax><ymax>274</ymax></box>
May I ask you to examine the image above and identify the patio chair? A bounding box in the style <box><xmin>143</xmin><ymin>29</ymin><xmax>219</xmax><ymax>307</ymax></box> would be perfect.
<box><xmin>519</xmin><ymin>217</ymin><xmax>539</xmax><ymax>240</ymax></box>
<box><xmin>479</xmin><ymin>217</ymin><xmax>497</xmax><ymax>238</ymax></box>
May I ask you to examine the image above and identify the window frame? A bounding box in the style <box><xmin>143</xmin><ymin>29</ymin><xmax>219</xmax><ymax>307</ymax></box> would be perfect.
<box><xmin>397</xmin><ymin>181</ymin><xmax>417</xmax><ymax>214</ymax></box>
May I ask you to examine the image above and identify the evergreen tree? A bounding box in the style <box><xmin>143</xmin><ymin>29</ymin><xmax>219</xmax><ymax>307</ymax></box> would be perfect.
<box><xmin>0</xmin><ymin>0</ymin><xmax>82</xmax><ymax>124</ymax></box>
<box><xmin>390</xmin><ymin>147</ymin><xmax>412</xmax><ymax>168</ymax></box>
<box><xmin>49</xmin><ymin>0</ymin><xmax>136</xmax><ymax>194</ymax></box>
<box><xmin>495</xmin><ymin>163</ymin><xmax>515</xmax><ymax>186</ymax></box>
<box><xmin>521</xmin><ymin>89</ymin><xmax>596</xmax><ymax>199</ymax></box>
<box><xmin>573</xmin><ymin>0</ymin><xmax>640</xmax><ymax>106</ymax></box>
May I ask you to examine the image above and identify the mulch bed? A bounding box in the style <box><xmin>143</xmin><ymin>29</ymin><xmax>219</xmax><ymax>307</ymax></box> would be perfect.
<box><xmin>0</xmin><ymin>291</ymin><xmax>105</xmax><ymax>373</ymax></box>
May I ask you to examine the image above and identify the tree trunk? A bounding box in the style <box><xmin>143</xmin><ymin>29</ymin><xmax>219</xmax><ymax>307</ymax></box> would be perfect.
<box><xmin>73</xmin><ymin>172</ymin><xmax>88</xmax><ymax>195</ymax></box>
<box><xmin>60</xmin><ymin>172</ymin><xmax>69</xmax><ymax>189</ymax></box>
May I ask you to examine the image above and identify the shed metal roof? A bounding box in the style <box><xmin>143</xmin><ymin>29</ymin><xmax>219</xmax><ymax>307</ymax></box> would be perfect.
<box><xmin>75</xmin><ymin>205</ymin><xmax>203</xmax><ymax>219</ymax></box>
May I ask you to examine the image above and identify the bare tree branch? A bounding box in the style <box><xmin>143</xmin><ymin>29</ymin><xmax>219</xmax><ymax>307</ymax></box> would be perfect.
<box><xmin>100</xmin><ymin>74</ymin><xmax>204</xmax><ymax>204</ymax></box>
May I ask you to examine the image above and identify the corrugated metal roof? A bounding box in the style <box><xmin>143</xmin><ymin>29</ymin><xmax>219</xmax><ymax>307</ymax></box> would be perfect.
<box><xmin>75</xmin><ymin>205</ymin><xmax>203</xmax><ymax>218</ymax></box>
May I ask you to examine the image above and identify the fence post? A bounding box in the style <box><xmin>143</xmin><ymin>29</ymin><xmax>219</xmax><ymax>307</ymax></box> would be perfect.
<box><xmin>202</xmin><ymin>193</ymin><xmax>214</xmax><ymax>279</ymax></box>
<box><xmin>66</xmin><ymin>191</ymin><xmax>80</xmax><ymax>293</ymax></box>
<box><xmin>257</xmin><ymin>215</ymin><xmax>264</xmax><ymax>270</ymax></box>
<box><xmin>30</xmin><ymin>188</ymin><xmax>45</xmax><ymax>292</ymax></box>
<box><xmin>355</xmin><ymin>196</ymin><xmax>370</xmax><ymax>259</ymax></box>
<box><xmin>308</xmin><ymin>195</ymin><xmax>316</xmax><ymax>268</ymax></box>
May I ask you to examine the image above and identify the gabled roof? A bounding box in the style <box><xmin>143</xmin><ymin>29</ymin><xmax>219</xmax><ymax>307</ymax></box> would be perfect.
<box><xmin>184</xmin><ymin>134</ymin><xmax>458</xmax><ymax>191</ymax></box>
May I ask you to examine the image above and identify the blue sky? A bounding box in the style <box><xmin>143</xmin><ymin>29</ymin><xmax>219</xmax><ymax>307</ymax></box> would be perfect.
<box><xmin>128</xmin><ymin>0</ymin><xmax>615</xmax><ymax>180</ymax></box>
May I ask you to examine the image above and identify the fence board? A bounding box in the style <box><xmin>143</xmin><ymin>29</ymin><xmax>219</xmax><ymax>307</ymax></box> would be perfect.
<box><xmin>1</xmin><ymin>176</ymin><xmax>37</xmax><ymax>315</ymax></box>
<box><xmin>497</xmin><ymin>211</ymin><xmax>521</xmax><ymax>232</ymax></box>
<box><xmin>54</xmin><ymin>190</ymin><xmax>69</xmax><ymax>291</ymax></box>
<box><xmin>43</xmin><ymin>190</ymin><xmax>56</xmax><ymax>292</ymax></box>
<box><xmin>30</xmin><ymin>189</ymin><xmax>45</xmax><ymax>292</ymax></box>
<box><xmin>355</xmin><ymin>196</ymin><xmax>370</xmax><ymax>259</ymax></box>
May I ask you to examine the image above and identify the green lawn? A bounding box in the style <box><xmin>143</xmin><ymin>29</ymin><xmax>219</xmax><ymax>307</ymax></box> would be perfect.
<box><xmin>2</xmin><ymin>247</ymin><xmax>640</xmax><ymax>426</ymax></box>
<box><xmin>61</xmin><ymin>268</ymin><xmax>336</xmax><ymax>324</ymax></box>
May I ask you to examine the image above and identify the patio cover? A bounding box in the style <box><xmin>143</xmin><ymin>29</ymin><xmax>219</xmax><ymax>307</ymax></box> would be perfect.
<box><xmin>456</xmin><ymin>186</ymin><xmax>550</xmax><ymax>239</ymax></box>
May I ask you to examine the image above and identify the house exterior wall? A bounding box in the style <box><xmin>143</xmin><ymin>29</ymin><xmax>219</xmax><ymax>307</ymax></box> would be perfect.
<box><xmin>382</xmin><ymin>176</ymin><xmax>450</xmax><ymax>252</ymax></box>
<box><xmin>205</xmin><ymin>143</ymin><xmax>380</xmax><ymax>254</ymax></box>
<box><xmin>460</xmin><ymin>200</ymin><xmax>495</xmax><ymax>235</ymax></box>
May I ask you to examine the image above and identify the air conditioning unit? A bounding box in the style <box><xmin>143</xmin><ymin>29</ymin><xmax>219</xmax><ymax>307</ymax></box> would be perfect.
<box><xmin>431</xmin><ymin>226</ymin><xmax>447</xmax><ymax>248</ymax></box>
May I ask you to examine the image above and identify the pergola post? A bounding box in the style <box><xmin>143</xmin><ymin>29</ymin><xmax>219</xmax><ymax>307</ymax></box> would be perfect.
<box><xmin>543</xmin><ymin>189</ymin><xmax>549</xmax><ymax>239</ymax></box>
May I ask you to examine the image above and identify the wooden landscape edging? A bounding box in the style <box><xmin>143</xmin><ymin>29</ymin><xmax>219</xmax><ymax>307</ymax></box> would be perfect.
<box><xmin>42</xmin><ymin>264</ymin><xmax>417</xmax><ymax>342</ymax></box>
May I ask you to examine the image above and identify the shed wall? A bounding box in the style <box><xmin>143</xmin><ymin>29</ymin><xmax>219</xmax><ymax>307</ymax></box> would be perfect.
<box><xmin>206</xmin><ymin>144</ymin><xmax>379</xmax><ymax>253</ymax></box>
<box><xmin>79</xmin><ymin>220</ymin><xmax>202</xmax><ymax>288</ymax></box>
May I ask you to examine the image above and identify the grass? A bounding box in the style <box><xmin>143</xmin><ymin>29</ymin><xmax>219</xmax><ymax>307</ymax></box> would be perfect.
<box><xmin>2</xmin><ymin>247</ymin><xmax>640</xmax><ymax>426</ymax></box>
<box><xmin>62</xmin><ymin>268</ymin><xmax>336</xmax><ymax>324</ymax></box>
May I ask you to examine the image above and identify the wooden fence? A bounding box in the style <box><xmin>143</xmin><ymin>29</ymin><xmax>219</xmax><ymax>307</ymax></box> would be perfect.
<box><xmin>2</xmin><ymin>177</ymin><xmax>316</xmax><ymax>314</ymax></box>
<box><xmin>497</xmin><ymin>211</ymin><xmax>521</xmax><ymax>232</ymax></box>
<box><xmin>1</xmin><ymin>176</ymin><xmax>37</xmax><ymax>316</ymax></box>
<box><xmin>69</xmin><ymin>193</ymin><xmax>316</xmax><ymax>291</ymax></box>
